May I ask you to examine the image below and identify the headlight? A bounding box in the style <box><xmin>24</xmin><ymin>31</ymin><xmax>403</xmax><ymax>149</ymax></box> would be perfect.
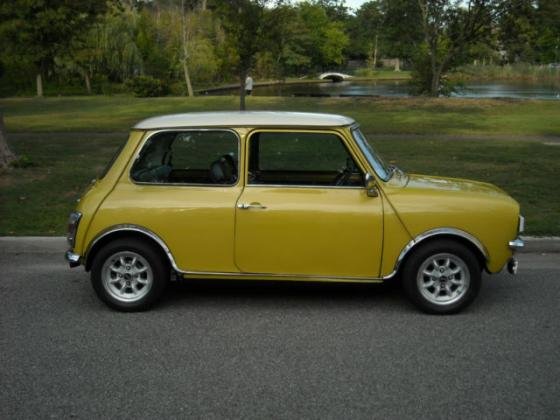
<box><xmin>67</xmin><ymin>211</ymin><xmax>82</xmax><ymax>248</ymax></box>
<box><xmin>518</xmin><ymin>214</ymin><xmax>525</xmax><ymax>233</ymax></box>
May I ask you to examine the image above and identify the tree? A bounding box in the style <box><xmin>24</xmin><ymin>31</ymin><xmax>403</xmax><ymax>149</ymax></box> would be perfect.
<box><xmin>0</xmin><ymin>114</ymin><xmax>16</xmax><ymax>169</ymax></box>
<box><xmin>216</xmin><ymin>0</ymin><xmax>269</xmax><ymax>110</ymax></box>
<box><xmin>295</xmin><ymin>2</ymin><xmax>349</xmax><ymax>71</ymax></box>
<box><xmin>414</xmin><ymin>0</ymin><xmax>504</xmax><ymax>96</ymax></box>
<box><xmin>383</xmin><ymin>0</ymin><xmax>423</xmax><ymax>70</ymax></box>
<box><xmin>534</xmin><ymin>0</ymin><xmax>560</xmax><ymax>63</ymax></box>
<box><xmin>499</xmin><ymin>0</ymin><xmax>537</xmax><ymax>63</ymax></box>
<box><xmin>352</xmin><ymin>1</ymin><xmax>386</xmax><ymax>69</ymax></box>
<box><xmin>0</xmin><ymin>1</ymin><xmax>109</xmax><ymax>97</ymax></box>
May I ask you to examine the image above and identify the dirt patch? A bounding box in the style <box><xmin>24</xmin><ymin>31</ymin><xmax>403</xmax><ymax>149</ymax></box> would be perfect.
<box><xmin>0</xmin><ymin>173</ymin><xmax>13</xmax><ymax>187</ymax></box>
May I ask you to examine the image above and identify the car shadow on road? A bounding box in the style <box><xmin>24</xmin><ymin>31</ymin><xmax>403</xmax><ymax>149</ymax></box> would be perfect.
<box><xmin>157</xmin><ymin>277</ymin><xmax>410</xmax><ymax>312</ymax></box>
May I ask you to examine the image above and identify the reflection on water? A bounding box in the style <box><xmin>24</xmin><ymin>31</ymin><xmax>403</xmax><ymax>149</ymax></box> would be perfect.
<box><xmin>452</xmin><ymin>83</ymin><xmax>560</xmax><ymax>99</ymax></box>
<box><xmin>208</xmin><ymin>80</ymin><xmax>560</xmax><ymax>100</ymax></box>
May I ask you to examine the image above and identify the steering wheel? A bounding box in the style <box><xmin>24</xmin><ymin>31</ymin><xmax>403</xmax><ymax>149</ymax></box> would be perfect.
<box><xmin>334</xmin><ymin>168</ymin><xmax>351</xmax><ymax>186</ymax></box>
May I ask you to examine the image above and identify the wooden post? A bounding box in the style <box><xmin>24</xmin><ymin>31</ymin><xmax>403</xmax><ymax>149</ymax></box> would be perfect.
<box><xmin>0</xmin><ymin>113</ymin><xmax>16</xmax><ymax>169</ymax></box>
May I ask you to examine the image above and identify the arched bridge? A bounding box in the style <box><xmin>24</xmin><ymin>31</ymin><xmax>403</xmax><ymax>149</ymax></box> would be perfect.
<box><xmin>319</xmin><ymin>72</ymin><xmax>353</xmax><ymax>82</ymax></box>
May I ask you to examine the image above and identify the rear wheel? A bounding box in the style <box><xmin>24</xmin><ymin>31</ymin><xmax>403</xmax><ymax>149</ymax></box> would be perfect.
<box><xmin>402</xmin><ymin>240</ymin><xmax>481</xmax><ymax>314</ymax></box>
<box><xmin>91</xmin><ymin>238</ymin><xmax>169</xmax><ymax>311</ymax></box>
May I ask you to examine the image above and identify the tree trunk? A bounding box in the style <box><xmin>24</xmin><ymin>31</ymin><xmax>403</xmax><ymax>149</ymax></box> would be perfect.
<box><xmin>181</xmin><ymin>1</ymin><xmax>194</xmax><ymax>97</ymax></box>
<box><xmin>84</xmin><ymin>72</ymin><xmax>92</xmax><ymax>95</ymax></box>
<box><xmin>36</xmin><ymin>73</ymin><xmax>43</xmax><ymax>97</ymax></box>
<box><xmin>394</xmin><ymin>58</ymin><xmax>400</xmax><ymax>72</ymax></box>
<box><xmin>372</xmin><ymin>34</ymin><xmax>378</xmax><ymax>69</ymax></box>
<box><xmin>0</xmin><ymin>114</ymin><xmax>16</xmax><ymax>169</ymax></box>
<box><xmin>239</xmin><ymin>71</ymin><xmax>247</xmax><ymax>111</ymax></box>
<box><xmin>183</xmin><ymin>61</ymin><xmax>194</xmax><ymax>97</ymax></box>
<box><xmin>430</xmin><ymin>67</ymin><xmax>441</xmax><ymax>96</ymax></box>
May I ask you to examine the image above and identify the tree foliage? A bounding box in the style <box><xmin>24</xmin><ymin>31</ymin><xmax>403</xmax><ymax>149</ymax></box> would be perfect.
<box><xmin>0</xmin><ymin>0</ymin><xmax>558</xmax><ymax>98</ymax></box>
<box><xmin>0</xmin><ymin>0</ymin><xmax>109</xmax><ymax>96</ymax></box>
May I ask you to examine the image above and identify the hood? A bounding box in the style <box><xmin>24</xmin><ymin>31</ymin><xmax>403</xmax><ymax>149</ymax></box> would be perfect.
<box><xmin>403</xmin><ymin>174</ymin><xmax>510</xmax><ymax>198</ymax></box>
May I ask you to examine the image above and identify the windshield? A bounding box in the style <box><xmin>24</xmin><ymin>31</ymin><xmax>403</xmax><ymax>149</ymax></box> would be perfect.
<box><xmin>352</xmin><ymin>128</ymin><xmax>390</xmax><ymax>181</ymax></box>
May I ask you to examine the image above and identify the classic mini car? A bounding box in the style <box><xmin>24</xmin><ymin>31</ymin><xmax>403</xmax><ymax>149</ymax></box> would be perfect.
<box><xmin>65</xmin><ymin>111</ymin><xmax>524</xmax><ymax>313</ymax></box>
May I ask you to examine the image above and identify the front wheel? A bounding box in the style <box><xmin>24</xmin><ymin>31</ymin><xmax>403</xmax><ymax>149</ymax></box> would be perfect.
<box><xmin>91</xmin><ymin>238</ymin><xmax>169</xmax><ymax>311</ymax></box>
<box><xmin>402</xmin><ymin>240</ymin><xmax>482</xmax><ymax>314</ymax></box>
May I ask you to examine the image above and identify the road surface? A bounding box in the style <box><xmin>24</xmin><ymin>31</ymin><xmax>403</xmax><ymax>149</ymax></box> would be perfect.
<box><xmin>1</xmin><ymin>240</ymin><xmax>559</xmax><ymax>419</ymax></box>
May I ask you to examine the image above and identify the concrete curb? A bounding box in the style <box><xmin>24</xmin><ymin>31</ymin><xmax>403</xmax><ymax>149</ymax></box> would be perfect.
<box><xmin>1</xmin><ymin>236</ymin><xmax>559</xmax><ymax>254</ymax></box>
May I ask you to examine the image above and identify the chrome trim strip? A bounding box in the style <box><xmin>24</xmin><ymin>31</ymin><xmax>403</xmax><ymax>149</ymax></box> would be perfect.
<box><xmin>391</xmin><ymin>228</ymin><xmax>489</xmax><ymax>275</ymax></box>
<box><xmin>85</xmin><ymin>225</ymin><xmax>182</xmax><ymax>272</ymax></box>
<box><xmin>128</xmin><ymin>128</ymin><xmax>242</xmax><ymax>188</ymax></box>
<box><xmin>181</xmin><ymin>269</ymin><xmax>385</xmax><ymax>282</ymax></box>
<box><xmin>509</xmin><ymin>238</ymin><xmax>525</xmax><ymax>249</ymax></box>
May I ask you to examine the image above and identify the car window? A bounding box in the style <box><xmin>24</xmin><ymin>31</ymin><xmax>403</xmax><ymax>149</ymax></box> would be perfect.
<box><xmin>248</xmin><ymin>131</ymin><xmax>363</xmax><ymax>187</ymax></box>
<box><xmin>131</xmin><ymin>130</ymin><xmax>239</xmax><ymax>185</ymax></box>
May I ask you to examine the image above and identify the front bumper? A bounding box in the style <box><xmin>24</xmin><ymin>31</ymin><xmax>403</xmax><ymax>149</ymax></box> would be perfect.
<box><xmin>65</xmin><ymin>250</ymin><xmax>81</xmax><ymax>268</ymax></box>
<box><xmin>508</xmin><ymin>238</ymin><xmax>525</xmax><ymax>250</ymax></box>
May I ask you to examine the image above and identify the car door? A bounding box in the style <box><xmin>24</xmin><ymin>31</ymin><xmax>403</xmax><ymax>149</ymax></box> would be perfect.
<box><xmin>234</xmin><ymin>129</ymin><xmax>383</xmax><ymax>279</ymax></box>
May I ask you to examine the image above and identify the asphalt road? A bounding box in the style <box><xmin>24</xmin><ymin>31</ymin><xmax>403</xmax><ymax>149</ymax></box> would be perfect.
<box><xmin>1</xmin><ymin>241</ymin><xmax>559</xmax><ymax>419</ymax></box>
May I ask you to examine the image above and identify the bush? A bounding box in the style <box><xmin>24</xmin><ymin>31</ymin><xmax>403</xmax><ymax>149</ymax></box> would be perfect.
<box><xmin>10</xmin><ymin>155</ymin><xmax>35</xmax><ymax>168</ymax></box>
<box><xmin>125</xmin><ymin>76</ymin><xmax>169</xmax><ymax>97</ymax></box>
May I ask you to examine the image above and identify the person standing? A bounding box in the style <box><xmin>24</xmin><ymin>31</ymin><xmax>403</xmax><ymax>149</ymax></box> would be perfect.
<box><xmin>245</xmin><ymin>75</ymin><xmax>253</xmax><ymax>96</ymax></box>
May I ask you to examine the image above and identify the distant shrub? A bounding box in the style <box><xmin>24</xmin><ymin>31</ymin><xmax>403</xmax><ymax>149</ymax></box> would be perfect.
<box><xmin>125</xmin><ymin>76</ymin><xmax>169</xmax><ymax>97</ymax></box>
<box><xmin>10</xmin><ymin>155</ymin><xmax>35</xmax><ymax>168</ymax></box>
<box><xmin>354</xmin><ymin>67</ymin><xmax>376</xmax><ymax>77</ymax></box>
<box><xmin>451</xmin><ymin>63</ymin><xmax>560</xmax><ymax>84</ymax></box>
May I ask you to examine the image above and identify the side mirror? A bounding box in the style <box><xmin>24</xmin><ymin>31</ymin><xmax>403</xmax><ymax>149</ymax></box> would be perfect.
<box><xmin>365</xmin><ymin>173</ymin><xmax>379</xmax><ymax>197</ymax></box>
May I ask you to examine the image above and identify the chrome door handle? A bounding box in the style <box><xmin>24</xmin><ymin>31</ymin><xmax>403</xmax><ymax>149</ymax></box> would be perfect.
<box><xmin>237</xmin><ymin>202</ymin><xmax>267</xmax><ymax>210</ymax></box>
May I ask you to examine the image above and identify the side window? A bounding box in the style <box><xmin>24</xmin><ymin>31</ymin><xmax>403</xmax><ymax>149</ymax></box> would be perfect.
<box><xmin>131</xmin><ymin>130</ymin><xmax>239</xmax><ymax>185</ymax></box>
<box><xmin>248</xmin><ymin>132</ymin><xmax>363</xmax><ymax>187</ymax></box>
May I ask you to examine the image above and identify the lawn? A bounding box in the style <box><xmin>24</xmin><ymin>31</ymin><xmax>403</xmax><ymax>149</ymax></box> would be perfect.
<box><xmin>0</xmin><ymin>96</ymin><xmax>559</xmax><ymax>236</ymax></box>
<box><xmin>1</xmin><ymin>96</ymin><xmax>560</xmax><ymax>136</ymax></box>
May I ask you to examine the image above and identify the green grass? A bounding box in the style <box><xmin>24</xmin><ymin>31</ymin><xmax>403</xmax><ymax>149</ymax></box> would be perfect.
<box><xmin>0</xmin><ymin>96</ymin><xmax>559</xmax><ymax>235</ymax></box>
<box><xmin>2</xmin><ymin>96</ymin><xmax>560</xmax><ymax>136</ymax></box>
<box><xmin>0</xmin><ymin>133</ymin><xmax>126</xmax><ymax>235</ymax></box>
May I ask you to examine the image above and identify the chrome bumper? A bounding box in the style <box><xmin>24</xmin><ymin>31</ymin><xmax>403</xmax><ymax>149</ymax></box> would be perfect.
<box><xmin>506</xmin><ymin>237</ymin><xmax>524</xmax><ymax>275</ymax></box>
<box><xmin>65</xmin><ymin>250</ymin><xmax>81</xmax><ymax>268</ymax></box>
<box><xmin>508</xmin><ymin>238</ymin><xmax>525</xmax><ymax>250</ymax></box>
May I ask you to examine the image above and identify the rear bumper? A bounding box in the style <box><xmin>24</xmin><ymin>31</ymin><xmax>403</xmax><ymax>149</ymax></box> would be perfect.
<box><xmin>65</xmin><ymin>250</ymin><xmax>81</xmax><ymax>268</ymax></box>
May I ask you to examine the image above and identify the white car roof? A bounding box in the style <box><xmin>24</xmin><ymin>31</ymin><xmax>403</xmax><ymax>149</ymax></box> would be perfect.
<box><xmin>134</xmin><ymin>111</ymin><xmax>355</xmax><ymax>129</ymax></box>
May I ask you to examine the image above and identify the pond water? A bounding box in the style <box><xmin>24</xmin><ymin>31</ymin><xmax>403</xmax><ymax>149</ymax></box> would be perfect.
<box><xmin>207</xmin><ymin>80</ymin><xmax>560</xmax><ymax>100</ymax></box>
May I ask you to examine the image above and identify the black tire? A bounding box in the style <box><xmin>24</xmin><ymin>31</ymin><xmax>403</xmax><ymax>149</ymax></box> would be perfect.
<box><xmin>402</xmin><ymin>239</ymin><xmax>481</xmax><ymax>314</ymax></box>
<box><xmin>91</xmin><ymin>238</ymin><xmax>169</xmax><ymax>311</ymax></box>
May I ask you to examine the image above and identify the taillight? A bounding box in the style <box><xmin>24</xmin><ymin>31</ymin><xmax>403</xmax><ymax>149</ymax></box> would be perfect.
<box><xmin>67</xmin><ymin>211</ymin><xmax>82</xmax><ymax>248</ymax></box>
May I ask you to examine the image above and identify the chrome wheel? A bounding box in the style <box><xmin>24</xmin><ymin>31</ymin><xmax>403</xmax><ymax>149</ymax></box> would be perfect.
<box><xmin>101</xmin><ymin>251</ymin><xmax>153</xmax><ymax>303</ymax></box>
<box><xmin>416</xmin><ymin>253</ymin><xmax>470</xmax><ymax>306</ymax></box>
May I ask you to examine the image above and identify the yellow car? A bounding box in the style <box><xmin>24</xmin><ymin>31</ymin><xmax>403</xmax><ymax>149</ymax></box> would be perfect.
<box><xmin>65</xmin><ymin>112</ymin><xmax>524</xmax><ymax>313</ymax></box>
